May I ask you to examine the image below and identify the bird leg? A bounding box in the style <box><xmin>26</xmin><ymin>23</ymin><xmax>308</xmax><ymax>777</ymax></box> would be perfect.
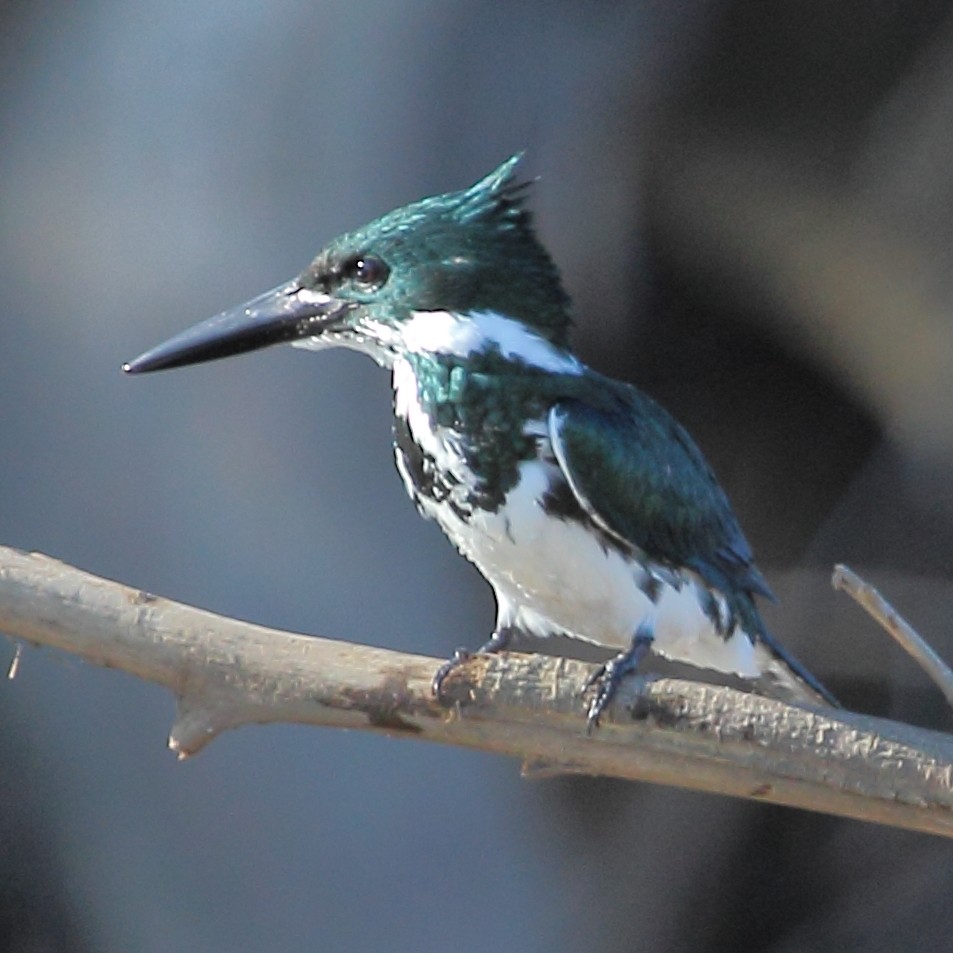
<box><xmin>431</xmin><ymin>625</ymin><xmax>516</xmax><ymax>698</ymax></box>
<box><xmin>584</xmin><ymin>623</ymin><xmax>655</xmax><ymax>732</ymax></box>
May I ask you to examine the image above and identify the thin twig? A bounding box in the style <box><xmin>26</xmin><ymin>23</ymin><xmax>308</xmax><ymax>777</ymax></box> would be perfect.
<box><xmin>833</xmin><ymin>563</ymin><xmax>953</xmax><ymax>710</ymax></box>
<box><xmin>3</xmin><ymin>545</ymin><xmax>953</xmax><ymax>837</ymax></box>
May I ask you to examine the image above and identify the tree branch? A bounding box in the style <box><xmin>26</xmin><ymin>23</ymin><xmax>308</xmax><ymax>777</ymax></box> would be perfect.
<box><xmin>833</xmin><ymin>563</ymin><xmax>953</xmax><ymax>709</ymax></box>
<box><xmin>2</xmin><ymin>545</ymin><xmax>953</xmax><ymax>838</ymax></box>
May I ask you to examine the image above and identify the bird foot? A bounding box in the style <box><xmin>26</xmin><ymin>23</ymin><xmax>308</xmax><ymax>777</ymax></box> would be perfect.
<box><xmin>431</xmin><ymin>648</ymin><xmax>473</xmax><ymax>697</ymax></box>
<box><xmin>584</xmin><ymin>629</ymin><xmax>654</xmax><ymax>733</ymax></box>
<box><xmin>432</xmin><ymin>627</ymin><xmax>514</xmax><ymax>699</ymax></box>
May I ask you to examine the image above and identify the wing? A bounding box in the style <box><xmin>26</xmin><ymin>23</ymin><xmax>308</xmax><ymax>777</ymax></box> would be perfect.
<box><xmin>547</xmin><ymin>383</ymin><xmax>774</xmax><ymax>606</ymax></box>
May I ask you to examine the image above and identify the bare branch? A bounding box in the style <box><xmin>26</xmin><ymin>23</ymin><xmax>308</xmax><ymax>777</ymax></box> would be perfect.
<box><xmin>3</xmin><ymin>545</ymin><xmax>953</xmax><ymax>838</ymax></box>
<box><xmin>833</xmin><ymin>563</ymin><xmax>953</xmax><ymax>710</ymax></box>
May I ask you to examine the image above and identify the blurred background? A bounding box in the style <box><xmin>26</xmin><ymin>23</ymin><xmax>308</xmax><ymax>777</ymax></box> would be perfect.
<box><xmin>3</xmin><ymin>1</ymin><xmax>953</xmax><ymax>950</ymax></box>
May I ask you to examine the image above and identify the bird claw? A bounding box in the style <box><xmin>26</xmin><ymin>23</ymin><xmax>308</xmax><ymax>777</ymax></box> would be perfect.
<box><xmin>432</xmin><ymin>626</ymin><xmax>515</xmax><ymax>700</ymax></box>
<box><xmin>431</xmin><ymin>648</ymin><xmax>473</xmax><ymax>698</ymax></box>
<box><xmin>584</xmin><ymin>660</ymin><xmax>623</xmax><ymax>734</ymax></box>
<box><xmin>583</xmin><ymin>630</ymin><xmax>654</xmax><ymax>733</ymax></box>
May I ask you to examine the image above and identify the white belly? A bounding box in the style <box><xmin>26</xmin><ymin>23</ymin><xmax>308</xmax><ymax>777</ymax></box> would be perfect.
<box><xmin>412</xmin><ymin>454</ymin><xmax>761</xmax><ymax>679</ymax></box>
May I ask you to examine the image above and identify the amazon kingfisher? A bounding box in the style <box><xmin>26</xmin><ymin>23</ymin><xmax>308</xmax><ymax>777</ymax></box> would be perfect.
<box><xmin>124</xmin><ymin>156</ymin><xmax>837</xmax><ymax>728</ymax></box>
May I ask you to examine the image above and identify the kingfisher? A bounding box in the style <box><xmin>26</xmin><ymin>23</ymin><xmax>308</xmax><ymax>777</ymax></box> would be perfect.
<box><xmin>124</xmin><ymin>156</ymin><xmax>836</xmax><ymax>728</ymax></box>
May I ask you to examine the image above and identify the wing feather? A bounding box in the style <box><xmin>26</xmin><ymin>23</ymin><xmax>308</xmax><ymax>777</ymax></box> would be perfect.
<box><xmin>547</xmin><ymin>384</ymin><xmax>773</xmax><ymax>604</ymax></box>
<box><xmin>545</xmin><ymin>378</ymin><xmax>838</xmax><ymax>706</ymax></box>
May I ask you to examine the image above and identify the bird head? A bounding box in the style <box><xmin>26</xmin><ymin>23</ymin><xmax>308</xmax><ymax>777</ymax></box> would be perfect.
<box><xmin>123</xmin><ymin>156</ymin><xmax>572</xmax><ymax>375</ymax></box>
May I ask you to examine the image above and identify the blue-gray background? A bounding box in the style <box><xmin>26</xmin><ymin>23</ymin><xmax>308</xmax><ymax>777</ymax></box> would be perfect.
<box><xmin>4</xmin><ymin>3</ymin><xmax>953</xmax><ymax>951</ymax></box>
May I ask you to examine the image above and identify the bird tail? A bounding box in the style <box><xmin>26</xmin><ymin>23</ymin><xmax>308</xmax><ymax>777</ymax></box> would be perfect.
<box><xmin>752</xmin><ymin>631</ymin><xmax>839</xmax><ymax>708</ymax></box>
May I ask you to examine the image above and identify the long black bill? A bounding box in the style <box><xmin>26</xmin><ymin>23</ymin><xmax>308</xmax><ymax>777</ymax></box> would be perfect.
<box><xmin>122</xmin><ymin>280</ymin><xmax>351</xmax><ymax>374</ymax></box>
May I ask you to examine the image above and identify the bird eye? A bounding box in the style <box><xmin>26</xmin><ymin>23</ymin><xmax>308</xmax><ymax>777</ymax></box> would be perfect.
<box><xmin>343</xmin><ymin>254</ymin><xmax>389</xmax><ymax>290</ymax></box>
